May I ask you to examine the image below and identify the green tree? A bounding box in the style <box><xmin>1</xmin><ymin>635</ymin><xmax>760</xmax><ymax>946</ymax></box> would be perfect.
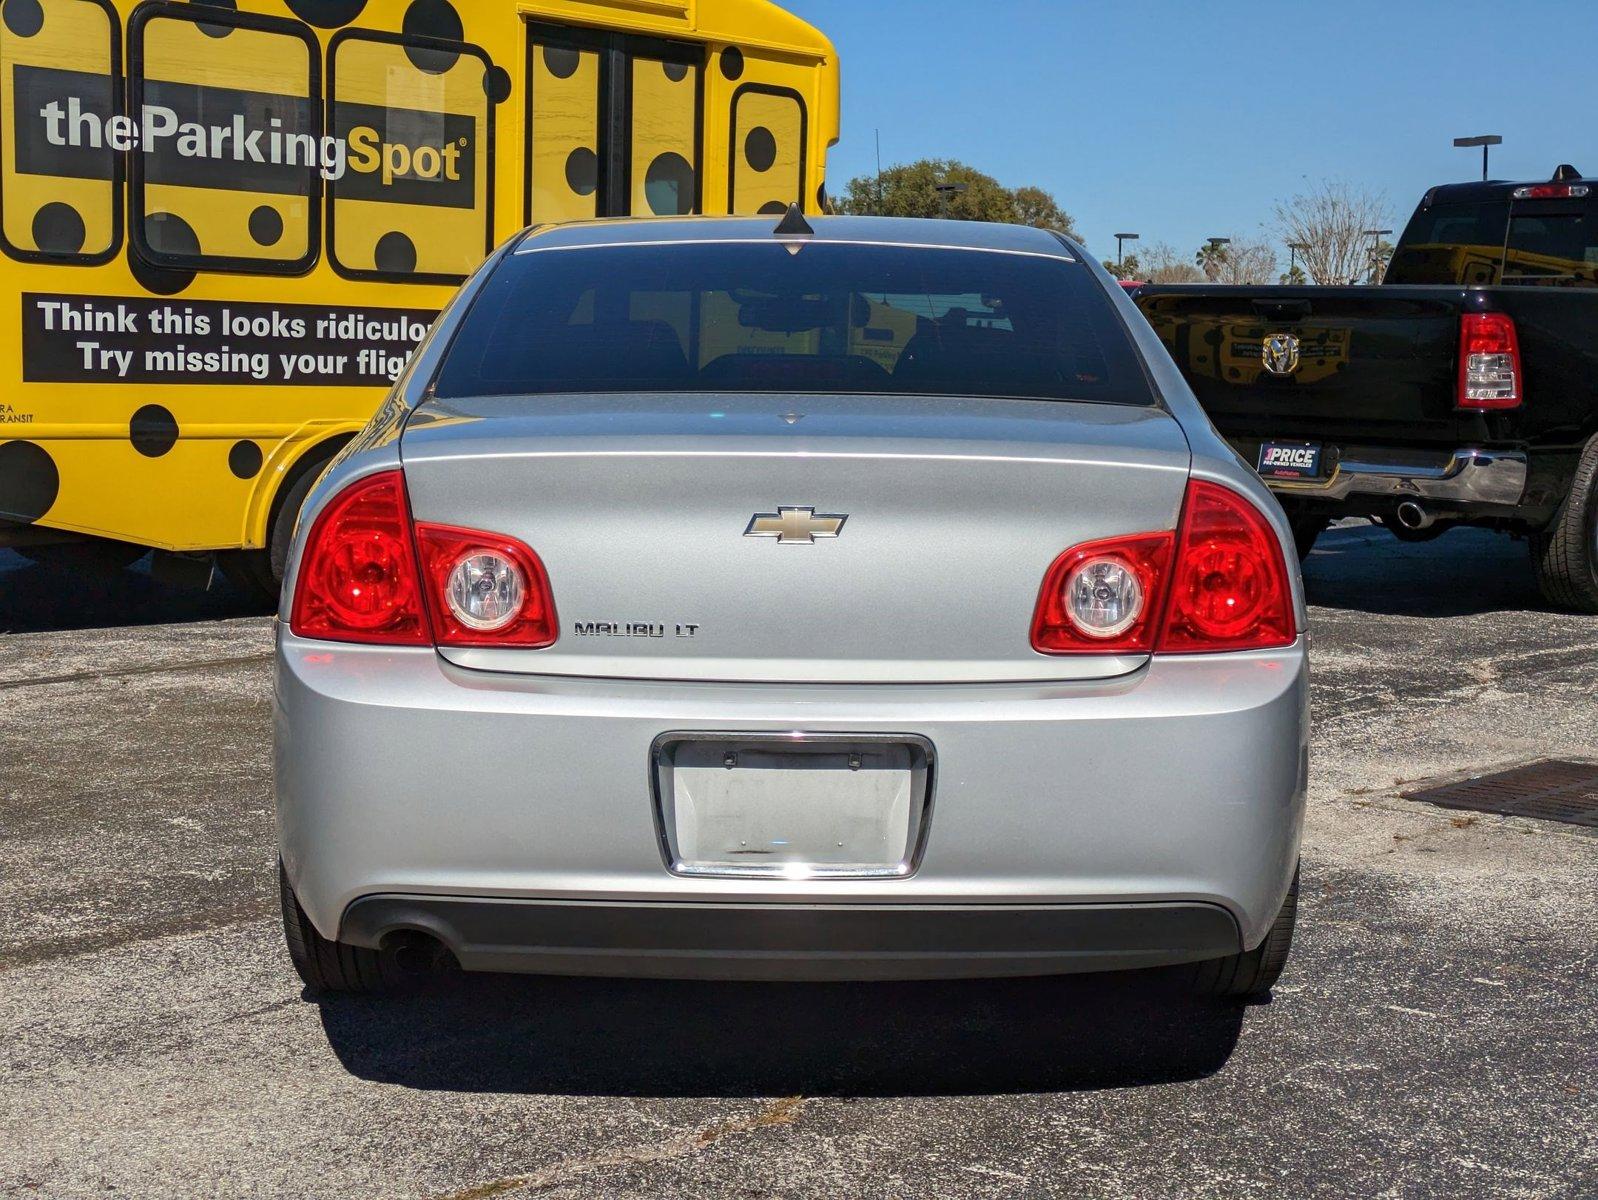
<box><xmin>837</xmin><ymin>159</ymin><xmax>1078</xmax><ymax>237</ymax></box>
<box><xmin>1011</xmin><ymin>185</ymin><xmax>1081</xmax><ymax>238</ymax></box>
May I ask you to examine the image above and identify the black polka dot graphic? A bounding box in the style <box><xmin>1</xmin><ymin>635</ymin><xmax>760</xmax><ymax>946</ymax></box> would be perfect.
<box><xmin>817</xmin><ymin>182</ymin><xmax>829</xmax><ymax>212</ymax></box>
<box><xmin>483</xmin><ymin>65</ymin><xmax>511</xmax><ymax>103</ymax></box>
<box><xmin>402</xmin><ymin>0</ymin><xmax>462</xmax><ymax>74</ymax></box>
<box><xmin>758</xmin><ymin>201</ymin><xmax>787</xmax><ymax>215</ymax></box>
<box><xmin>564</xmin><ymin>146</ymin><xmax>597</xmax><ymax>197</ymax></box>
<box><xmin>228</xmin><ymin>440</ymin><xmax>263</xmax><ymax>480</ymax></box>
<box><xmin>744</xmin><ymin>126</ymin><xmax>776</xmax><ymax>173</ymax></box>
<box><xmin>0</xmin><ymin>441</ymin><xmax>59</xmax><ymax>523</ymax></box>
<box><xmin>246</xmin><ymin>206</ymin><xmax>284</xmax><ymax>247</ymax></box>
<box><xmin>374</xmin><ymin>231</ymin><xmax>417</xmax><ymax>274</ymax></box>
<box><xmin>32</xmin><ymin>202</ymin><xmax>85</xmax><ymax>255</ymax></box>
<box><xmin>189</xmin><ymin>0</ymin><xmax>236</xmax><ymax>38</ymax></box>
<box><xmin>644</xmin><ymin>153</ymin><xmax>695</xmax><ymax>216</ymax></box>
<box><xmin>132</xmin><ymin>212</ymin><xmax>199</xmax><ymax>295</ymax></box>
<box><xmin>2</xmin><ymin>0</ymin><xmax>43</xmax><ymax>38</ymax></box>
<box><xmin>543</xmin><ymin>45</ymin><xmax>579</xmax><ymax>79</ymax></box>
<box><xmin>662</xmin><ymin>61</ymin><xmax>687</xmax><ymax>83</ymax></box>
<box><xmin>720</xmin><ymin>46</ymin><xmax>744</xmax><ymax>81</ymax></box>
<box><xmin>130</xmin><ymin>405</ymin><xmax>180</xmax><ymax>458</ymax></box>
<box><xmin>248</xmin><ymin>205</ymin><xmax>283</xmax><ymax>247</ymax></box>
<box><xmin>284</xmin><ymin>0</ymin><xmax>366</xmax><ymax>26</ymax></box>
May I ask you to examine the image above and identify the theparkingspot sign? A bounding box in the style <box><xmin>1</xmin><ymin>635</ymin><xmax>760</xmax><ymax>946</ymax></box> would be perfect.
<box><xmin>14</xmin><ymin>63</ymin><xmax>476</xmax><ymax>207</ymax></box>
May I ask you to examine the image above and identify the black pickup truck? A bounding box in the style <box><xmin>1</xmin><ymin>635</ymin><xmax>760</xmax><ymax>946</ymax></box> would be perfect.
<box><xmin>1136</xmin><ymin>167</ymin><xmax>1598</xmax><ymax>610</ymax></box>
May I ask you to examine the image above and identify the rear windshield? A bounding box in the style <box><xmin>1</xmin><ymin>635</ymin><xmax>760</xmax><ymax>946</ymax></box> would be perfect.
<box><xmin>1386</xmin><ymin>195</ymin><xmax>1598</xmax><ymax>287</ymax></box>
<box><xmin>432</xmin><ymin>240</ymin><xmax>1154</xmax><ymax>405</ymax></box>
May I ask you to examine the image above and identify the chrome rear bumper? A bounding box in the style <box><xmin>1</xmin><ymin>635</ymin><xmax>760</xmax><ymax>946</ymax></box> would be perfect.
<box><xmin>1268</xmin><ymin>448</ymin><xmax>1527</xmax><ymax>507</ymax></box>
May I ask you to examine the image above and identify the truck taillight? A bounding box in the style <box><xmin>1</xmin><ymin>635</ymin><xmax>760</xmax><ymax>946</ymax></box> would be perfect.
<box><xmin>290</xmin><ymin>469</ymin><xmax>557</xmax><ymax>648</ymax></box>
<box><xmin>1031</xmin><ymin>480</ymin><xmax>1296</xmax><ymax>656</ymax></box>
<box><xmin>1457</xmin><ymin>312</ymin><xmax>1523</xmax><ymax>410</ymax></box>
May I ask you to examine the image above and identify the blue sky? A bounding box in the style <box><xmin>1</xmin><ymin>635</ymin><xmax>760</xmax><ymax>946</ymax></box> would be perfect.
<box><xmin>784</xmin><ymin>0</ymin><xmax>1597</xmax><ymax>264</ymax></box>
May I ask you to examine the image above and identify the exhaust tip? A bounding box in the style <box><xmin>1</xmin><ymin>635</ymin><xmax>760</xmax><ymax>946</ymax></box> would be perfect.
<box><xmin>1395</xmin><ymin>500</ymin><xmax>1433</xmax><ymax>531</ymax></box>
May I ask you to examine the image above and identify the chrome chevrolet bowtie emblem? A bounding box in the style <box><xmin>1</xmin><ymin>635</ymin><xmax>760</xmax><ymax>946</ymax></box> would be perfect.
<box><xmin>743</xmin><ymin>506</ymin><xmax>847</xmax><ymax>544</ymax></box>
<box><xmin>1262</xmin><ymin>333</ymin><xmax>1301</xmax><ymax>376</ymax></box>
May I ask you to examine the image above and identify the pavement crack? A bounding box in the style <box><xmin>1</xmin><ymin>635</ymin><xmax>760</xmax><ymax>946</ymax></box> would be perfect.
<box><xmin>430</xmin><ymin>1096</ymin><xmax>807</xmax><ymax>1199</ymax></box>
<box><xmin>0</xmin><ymin>652</ymin><xmax>272</xmax><ymax>691</ymax></box>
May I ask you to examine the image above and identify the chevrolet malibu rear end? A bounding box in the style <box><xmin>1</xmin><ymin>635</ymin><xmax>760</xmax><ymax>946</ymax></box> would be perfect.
<box><xmin>275</xmin><ymin>216</ymin><xmax>1308</xmax><ymax>998</ymax></box>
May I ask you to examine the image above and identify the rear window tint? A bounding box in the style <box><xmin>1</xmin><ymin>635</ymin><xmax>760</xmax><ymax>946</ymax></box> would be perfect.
<box><xmin>433</xmin><ymin>240</ymin><xmax>1154</xmax><ymax>405</ymax></box>
<box><xmin>1387</xmin><ymin>199</ymin><xmax>1509</xmax><ymax>285</ymax></box>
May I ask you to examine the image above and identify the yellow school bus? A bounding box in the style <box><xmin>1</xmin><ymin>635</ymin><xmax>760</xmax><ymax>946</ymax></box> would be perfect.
<box><xmin>0</xmin><ymin>0</ymin><xmax>838</xmax><ymax>590</ymax></box>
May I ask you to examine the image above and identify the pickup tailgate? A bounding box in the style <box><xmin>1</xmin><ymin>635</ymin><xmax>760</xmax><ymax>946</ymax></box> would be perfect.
<box><xmin>1136</xmin><ymin>286</ymin><xmax>1473</xmax><ymax>446</ymax></box>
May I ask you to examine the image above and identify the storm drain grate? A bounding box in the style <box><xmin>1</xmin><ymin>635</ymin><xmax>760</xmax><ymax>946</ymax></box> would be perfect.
<box><xmin>1402</xmin><ymin>760</ymin><xmax>1598</xmax><ymax>828</ymax></box>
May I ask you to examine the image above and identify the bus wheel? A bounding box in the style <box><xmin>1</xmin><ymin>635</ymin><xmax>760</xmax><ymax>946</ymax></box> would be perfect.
<box><xmin>217</xmin><ymin>466</ymin><xmax>322</xmax><ymax>604</ymax></box>
<box><xmin>16</xmin><ymin>536</ymin><xmax>147</xmax><ymax>574</ymax></box>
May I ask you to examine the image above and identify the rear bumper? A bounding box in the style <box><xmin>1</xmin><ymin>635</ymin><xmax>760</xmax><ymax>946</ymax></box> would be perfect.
<box><xmin>340</xmin><ymin>895</ymin><xmax>1241</xmax><ymax>981</ymax></box>
<box><xmin>276</xmin><ymin>634</ymin><xmax>1308</xmax><ymax>979</ymax></box>
<box><xmin>1261</xmin><ymin>445</ymin><xmax>1526</xmax><ymax>509</ymax></box>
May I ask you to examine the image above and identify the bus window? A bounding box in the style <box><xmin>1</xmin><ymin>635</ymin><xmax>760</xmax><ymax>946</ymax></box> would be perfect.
<box><xmin>729</xmin><ymin>85</ymin><xmax>805</xmax><ymax>215</ymax></box>
<box><xmin>129</xmin><ymin>6</ymin><xmax>318</xmax><ymax>274</ymax></box>
<box><xmin>1</xmin><ymin>0</ymin><xmax>121</xmax><ymax>263</ymax></box>
<box><xmin>630</xmin><ymin>51</ymin><xmax>699</xmax><ymax>216</ymax></box>
<box><xmin>328</xmin><ymin>29</ymin><xmax>494</xmax><ymax>282</ymax></box>
<box><xmin>525</xmin><ymin>32</ymin><xmax>601</xmax><ymax>224</ymax></box>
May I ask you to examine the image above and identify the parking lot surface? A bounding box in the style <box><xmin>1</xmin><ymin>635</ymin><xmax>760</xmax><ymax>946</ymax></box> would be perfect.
<box><xmin>1</xmin><ymin>524</ymin><xmax>1595</xmax><ymax>1199</ymax></box>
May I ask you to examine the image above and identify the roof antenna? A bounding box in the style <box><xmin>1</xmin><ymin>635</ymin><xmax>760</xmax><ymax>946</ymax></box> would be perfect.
<box><xmin>1552</xmin><ymin>163</ymin><xmax>1583</xmax><ymax>182</ymax></box>
<box><xmin>773</xmin><ymin>202</ymin><xmax>814</xmax><ymax>238</ymax></box>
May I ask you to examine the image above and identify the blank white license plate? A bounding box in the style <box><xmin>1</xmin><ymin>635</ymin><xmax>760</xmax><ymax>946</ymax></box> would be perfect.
<box><xmin>653</xmin><ymin>735</ymin><xmax>933</xmax><ymax>879</ymax></box>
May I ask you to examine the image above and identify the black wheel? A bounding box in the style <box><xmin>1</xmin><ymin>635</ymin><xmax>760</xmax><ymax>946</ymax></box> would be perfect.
<box><xmin>1191</xmin><ymin>864</ymin><xmax>1298</xmax><ymax>1001</ymax></box>
<box><xmin>279</xmin><ymin>860</ymin><xmax>400</xmax><ymax>995</ymax></box>
<box><xmin>217</xmin><ymin>462</ymin><xmax>323</xmax><ymax>604</ymax></box>
<box><xmin>1287</xmin><ymin>513</ymin><xmax>1327</xmax><ymax>561</ymax></box>
<box><xmin>1531</xmin><ymin>432</ymin><xmax>1598</xmax><ymax>613</ymax></box>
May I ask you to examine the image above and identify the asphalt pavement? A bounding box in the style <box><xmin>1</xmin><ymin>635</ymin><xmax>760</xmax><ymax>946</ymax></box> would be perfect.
<box><xmin>1</xmin><ymin>524</ymin><xmax>1594</xmax><ymax>1199</ymax></box>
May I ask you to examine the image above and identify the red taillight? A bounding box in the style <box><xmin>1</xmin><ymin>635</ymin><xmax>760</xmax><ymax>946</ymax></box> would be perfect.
<box><xmin>1457</xmin><ymin>312</ymin><xmax>1523</xmax><ymax>410</ymax></box>
<box><xmin>1158</xmin><ymin>480</ymin><xmax>1296</xmax><ymax>652</ymax></box>
<box><xmin>289</xmin><ymin>470</ymin><xmax>428</xmax><ymax>645</ymax></box>
<box><xmin>1030</xmin><ymin>480</ymin><xmax>1296</xmax><ymax>656</ymax></box>
<box><xmin>289</xmin><ymin>470</ymin><xmax>558</xmax><ymax>648</ymax></box>
<box><xmin>415</xmin><ymin>523</ymin><xmax>558</xmax><ymax>648</ymax></box>
<box><xmin>1031</xmin><ymin>532</ymin><xmax>1174</xmax><ymax>653</ymax></box>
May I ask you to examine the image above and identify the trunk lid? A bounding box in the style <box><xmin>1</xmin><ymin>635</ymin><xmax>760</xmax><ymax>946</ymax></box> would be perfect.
<box><xmin>1136</xmin><ymin>285</ymin><xmax>1473</xmax><ymax>445</ymax></box>
<box><xmin>399</xmin><ymin>393</ymin><xmax>1191</xmax><ymax>683</ymax></box>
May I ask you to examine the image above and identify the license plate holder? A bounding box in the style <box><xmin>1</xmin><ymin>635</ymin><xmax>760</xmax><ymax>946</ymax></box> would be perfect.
<box><xmin>651</xmin><ymin>733</ymin><xmax>934</xmax><ymax>879</ymax></box>
<box><xmin>1257</xmin><ymin>439</ymin><xmax>1325</xmax><ymax>481</ymax></box>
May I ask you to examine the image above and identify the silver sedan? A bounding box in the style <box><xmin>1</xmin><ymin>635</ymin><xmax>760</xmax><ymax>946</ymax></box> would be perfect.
<box><xmin>275</xmin><ymin>214</ymin><xmax>1307</xmax><ymax>999</ymax></box>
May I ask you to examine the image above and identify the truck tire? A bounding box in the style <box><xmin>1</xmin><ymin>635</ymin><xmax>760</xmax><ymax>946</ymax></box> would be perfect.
<box><xmin>1287</xmin><ymin>513</ymin><xmax>1327</xmax><ymax>561</ymax></box>
<box><xmin>279</xmin><ymin>860</ymin><xmax>401</xmax><ymax>995</ymax></box>
<box><xmin>1531</xmin><ymin>433</ymin><xmax>1598</xmax><ymax>613</ymax></box>
<box><xmin>217</xmin><ymin>457</ymin><xmax>324</xmax><ymax>604</ymax></box>
<box><xmin>1190</xmin><ymin>864</ymin><xmax>1298</xmax><ymax>1001</ymax></box>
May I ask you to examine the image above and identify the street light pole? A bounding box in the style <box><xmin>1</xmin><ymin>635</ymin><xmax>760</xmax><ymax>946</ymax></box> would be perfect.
<box><xmin>933</xmin><ymin>182</ymin><xmax>967</xmax><ymax>219</ymax></box>
<box><xmin>1115</xmin><ymin>231</ymin><xmax>1140</xmax><ymax>275</ymax></box>
<box><xmin>1362</xmin><ymin>228</ymin><xmax>1393</xmax><ymax>283</ymax></box>
<box><xmin>1453</xmin><ymin>135</ymin><xmax>1503</xmax><ymax>181</ymax></box>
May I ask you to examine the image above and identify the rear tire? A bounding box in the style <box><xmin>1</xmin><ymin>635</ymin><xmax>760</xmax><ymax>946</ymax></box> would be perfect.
<box><xmin>217</xmin><ymin>461</ymin><xmax>323</xmax><ymax>604</ymax></box>
<box><xmin>1287</xmin><ymin>513</ymin><xmax>1327</xmax><ymax>561</ymax></box>
<box><xmin>1530</xmin><ymin>433</ymin><xmax>1598</xmax><ymax>613</ymax></box>
<box><xmin>279</xmin><ymin>860</ymin><xmax>400</xmax><ymax>996</ymax></box>
<box><xmin>1190</xmin><ymin>864</ymin><xmax>1298</xmax><ymax>1001</ymax></box>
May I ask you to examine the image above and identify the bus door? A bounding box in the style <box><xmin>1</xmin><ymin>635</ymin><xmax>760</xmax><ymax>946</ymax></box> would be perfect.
<box><xmin>524</xmin><ymin>23</ymin><xmax>701</xmax><ymax>224</ymax></box>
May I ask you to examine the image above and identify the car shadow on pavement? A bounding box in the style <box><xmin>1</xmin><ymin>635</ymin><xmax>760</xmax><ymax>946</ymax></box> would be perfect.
<box><xmin>1302</xmin><ymin>522</ymin><xmax>1550</xmax><ymax>619</ymax></box>
<box><xmin>315</xmin><ymin>970</ymin><xmax>1245</xmax><ymax>1097</ymax></box>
